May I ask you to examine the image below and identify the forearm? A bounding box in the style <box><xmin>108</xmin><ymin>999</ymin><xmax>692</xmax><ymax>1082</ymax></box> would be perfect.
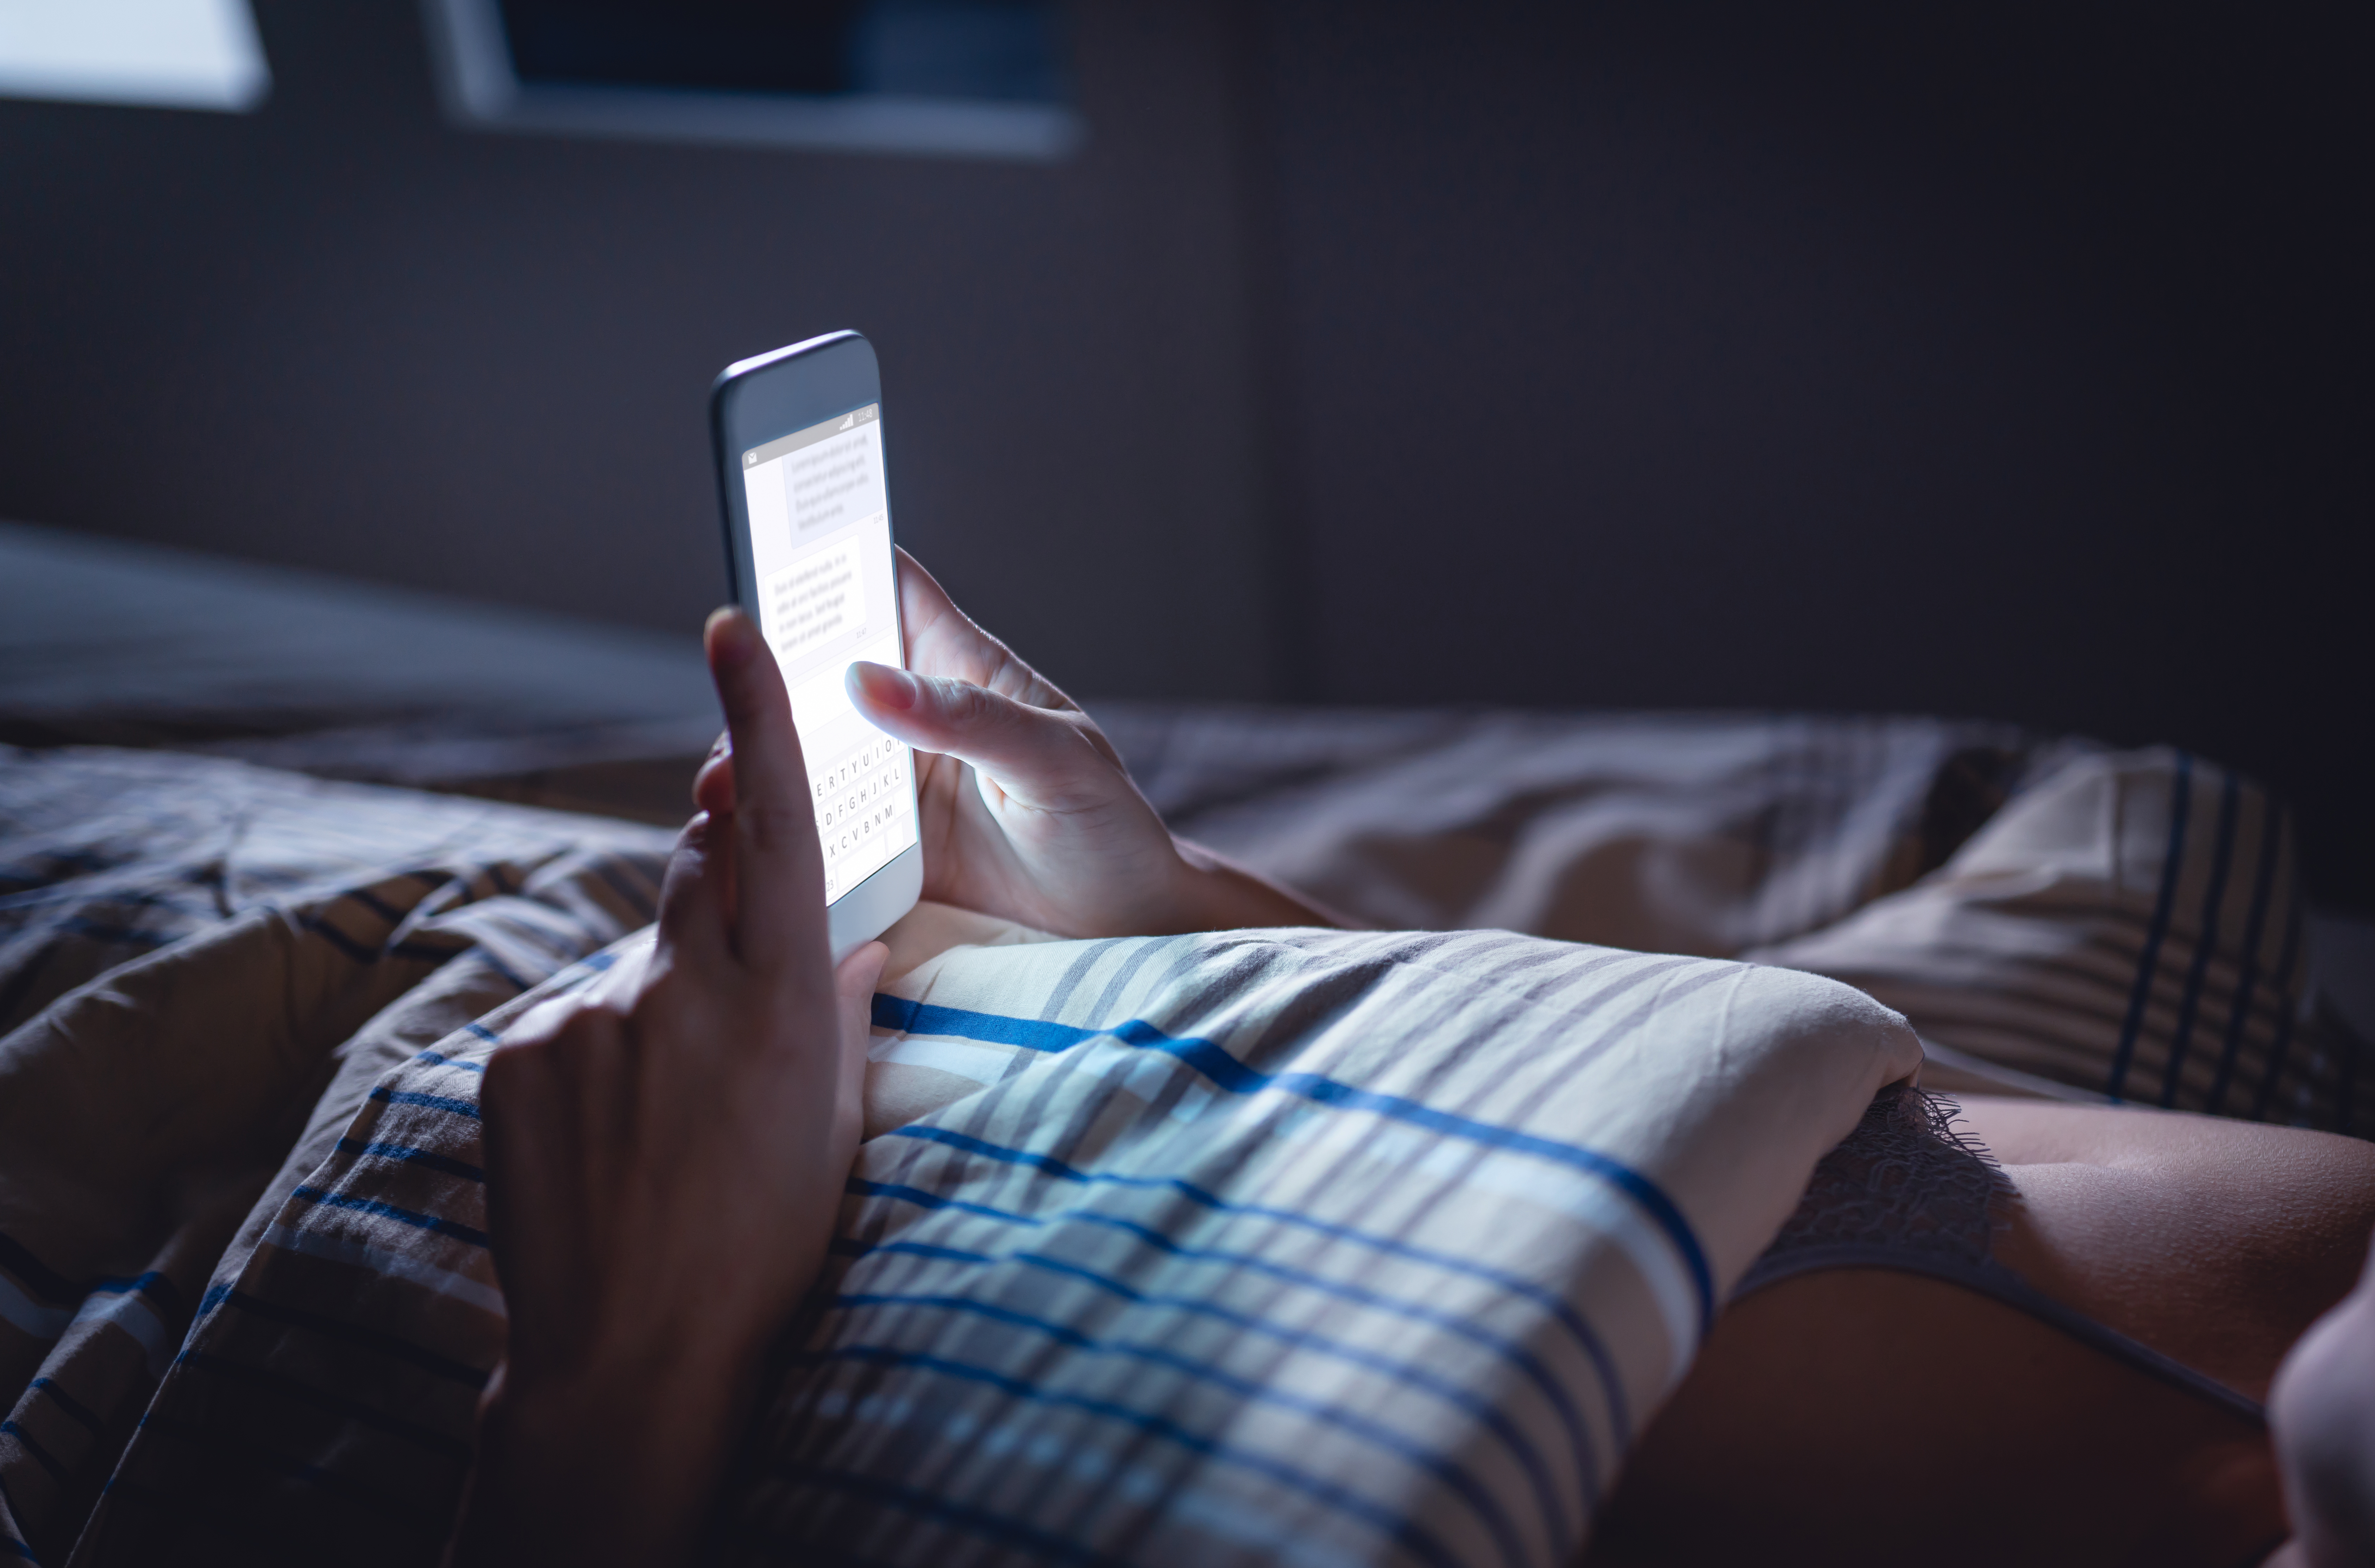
<box><xmin>1167</xmin><ymin>837</ymin><xmax>1358</xmax><ymax>932</ymax></box>
<box><xmin>448</xmin><ymin>1354</ymin><xmax>748</xmax><ymax>1568</ymax></box>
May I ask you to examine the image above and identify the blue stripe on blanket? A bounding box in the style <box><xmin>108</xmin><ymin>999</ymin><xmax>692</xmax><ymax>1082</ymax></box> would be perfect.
<box><xmin>832</xmin><ymin>1290</ymin><xmax>1545</xmax><ymax>1568</ymax></box>
<box><xmin>288</xmin><ymin>1186</ymin><xmax>488</xmax><ymax>1248</ymax></box>
<box><xmin>32</xmin><ymin>1377</ymin><xmax>105</xmax><ymax>1436</ymax></box>
<box><xmin>2107</xmin><ymin>751</ymin><xmax>2191</xmax><ymax>1100</ymax></box>
<box><xmin>873</xmin><ymin>996</ymin><xmax>1714</xmax><ymax>1339</ymax></box>
<box><xmin>409</xmin><ymin>1047</ymin><xmax>488</xmax><ymax>1073</ymax></box>
<box><xmin>854</xmin><ymin>1160</ymin><xmax>1608</xmax><ymax>1516</ymax></box>
<box><xmin>2</xmin><ymin>1419</ymin><xmax>67</xmax><ymax>1487</ymax></box>
<box><xmin>348</xmin><ymin>887</ymin><xmax>409</xmax><ymax>924</ymax></box>
<box><xmin>2205</xmin><ymin>803</ymin><xmax>2283</xmax><ymax>1115</ymax></box>
<box><xmin>2249</xmin><ymin>890</ymin><xmax>2305</xmax><ymax>1121</ymax></box>
<box><xmin>2161</xmin><ymin>769</ymin><xmax>2240</xmax><ymax>1107</ymax></box>
<box><xmin>296</xmin><ymin>913</ymin><xmax>385</xmax><ymax>966</ymax></box>
<box><xmin>850</xmin><ymin>1223</ymin><xmax>1597</xmax><ymax>1479</ymax></box>
<box><xmin>835</xmin><ymin>1211</ymin><xmax>1567</xmax><ymax>1513</ymax></box>
<box><xmin>848</xmin><ymin>1173</ymin><xmax>1607</xmax><ymax>1510</ymax></box>
<box><xmin>366</xmin><ymin>1086</ymin><xmax>482</xmax><ymax>1120</ymax></box>
<box><xmin>809</xmin><ymin>1346</ymin><xmax>1470</xmax><ymax>1568</ymax></box>
<box><xmin>0</xmin><ymin>1230</ymin><xmax>84</xmax><ymax>1304</ymax></box>
<box><xmin>334</xmin><ymin>1137</ymin><xmax>486</xmax><ymax>1185</ymax></box>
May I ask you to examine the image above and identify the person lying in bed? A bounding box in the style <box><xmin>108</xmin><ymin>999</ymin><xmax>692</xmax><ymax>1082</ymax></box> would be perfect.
<box><xmin>446</xmin><ymin>552</ymin><xmax>2375</xmax><ymax>1568</ymax></box>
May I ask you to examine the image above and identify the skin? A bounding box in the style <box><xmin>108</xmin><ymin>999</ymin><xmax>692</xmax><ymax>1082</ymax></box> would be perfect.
<box><xmin>695</xmin><ymin>548</ymin><xmax>1343</xmax><ymax>938</ymax></box>
<box><xmin>446</xmin><ymin>609</ymin><xmax>885</xmax><ymax>1566</ymax></box>
<box><xmin>2267</xmin><ymin>1240</ymin><xmax>2375</xmax><ymax>1567</ymax></box>
<box><xmin>1583</xmin><ymin>1101</ymin><xmax>2375</xmax><ymax>1568</ymax></box>
<box><xmin>453</xmin><ymin>553</ymin><xmax>2375</xmax><ymax>1565</ymax></box>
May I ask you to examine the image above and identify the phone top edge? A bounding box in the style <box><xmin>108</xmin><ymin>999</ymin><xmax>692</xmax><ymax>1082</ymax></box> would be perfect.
<box><xmin>714</xmin><ymin>329</ymin><xmax>869</xmax><ymax>393</ymax></box>
<box><xmin>709</xmin><ymin>329</ymin><xmax>883</xmax><ymax>610</ymax></box>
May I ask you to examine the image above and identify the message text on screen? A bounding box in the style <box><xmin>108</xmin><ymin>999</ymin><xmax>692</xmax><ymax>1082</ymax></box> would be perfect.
<box><xmin>741</xmin><ymin>404</ymin><xmax>914</xmax><ymax>904</ymax></box>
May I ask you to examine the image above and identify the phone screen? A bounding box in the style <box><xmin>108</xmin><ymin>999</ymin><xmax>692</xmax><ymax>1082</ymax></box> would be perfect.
<box><xmin>737</xmin><ymin>402</ymin><xmax>915</xmax><ymax>905</ymax></box>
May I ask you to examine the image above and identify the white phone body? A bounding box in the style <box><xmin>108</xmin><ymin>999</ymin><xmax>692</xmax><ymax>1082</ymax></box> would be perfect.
<box><xmin>710</xmin><ymin>330</ymin><xmax>923</xmax><ymax>959</ymax></box>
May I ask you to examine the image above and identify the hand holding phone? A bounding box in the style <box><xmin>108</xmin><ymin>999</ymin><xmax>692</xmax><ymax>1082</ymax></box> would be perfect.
<box><xmin>839</xmin><ymin>548</ymin><xmax>1210</xmax><ymax>937</ymax></box>
<box><xmin>712</xmin><ymin>331</ymin><xmax>1341</xmax><ymax>946</ymax></box>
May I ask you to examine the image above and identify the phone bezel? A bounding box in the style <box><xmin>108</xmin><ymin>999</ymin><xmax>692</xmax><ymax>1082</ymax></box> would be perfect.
<box><xmin>709</xmin><ymin>329</ymin><xmax>923</xmax><ymax>958</ymax></box>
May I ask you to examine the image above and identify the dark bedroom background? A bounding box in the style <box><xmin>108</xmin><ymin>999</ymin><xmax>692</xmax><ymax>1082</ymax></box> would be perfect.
<box><xmin>1</xmin><ymin>0</ymin><xmax>2368</xmax><ymax>910</ymax></box>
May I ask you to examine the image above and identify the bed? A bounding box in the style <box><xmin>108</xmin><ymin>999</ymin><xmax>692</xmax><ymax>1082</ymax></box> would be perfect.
<box><xmin>0</xmin><ymin>520</ymin><xmax>2361</xmax><ymax>1564</ymax></box>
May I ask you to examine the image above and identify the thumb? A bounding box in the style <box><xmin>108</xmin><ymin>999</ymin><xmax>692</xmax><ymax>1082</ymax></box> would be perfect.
<box><xmin>847</xmin><ymin>662</ymin><xmax>1119</xmax><ymax>811</ymax></box>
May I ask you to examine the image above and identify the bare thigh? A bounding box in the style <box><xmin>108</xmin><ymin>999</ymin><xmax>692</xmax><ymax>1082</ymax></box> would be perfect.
<box><xmin>1582</xmin><ymin>1100</ymin><xmax>2375</xmax><ymax>1568</ymax></box>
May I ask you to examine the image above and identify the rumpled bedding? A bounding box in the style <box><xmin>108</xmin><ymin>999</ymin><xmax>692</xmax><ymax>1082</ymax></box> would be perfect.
<box><xmin>1101</xmin><ymin>706</ymin><xmax>2338</xmax><ymax>1119</ymax></box>
<box><xmin>0</xmin><ymin>724</ymin><xmax>2339</xmax><ymax>1565</ymax></box>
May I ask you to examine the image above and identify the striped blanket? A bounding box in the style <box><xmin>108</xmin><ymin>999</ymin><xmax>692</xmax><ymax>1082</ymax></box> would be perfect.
<box><xmin>0</xmin><ymin>728</ymin><xmax>2341</xmax><ymax>1564</ymax></box>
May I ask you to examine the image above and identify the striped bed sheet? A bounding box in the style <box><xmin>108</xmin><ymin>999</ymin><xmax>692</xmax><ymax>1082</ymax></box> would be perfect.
<box><xmin>1101</xmin><ymin>707</ymin><xmax>2349</xmax><ymax>1125</ymax></box>
<box><xmin>0</xmin><ymin>745</ymin><xmax>676</xmax><ymax>1566</ymax></box>
<box><xmin>0</xmin><ymin>729</ymin><xmax>2347</xmax><ymax>1565</ymax></box>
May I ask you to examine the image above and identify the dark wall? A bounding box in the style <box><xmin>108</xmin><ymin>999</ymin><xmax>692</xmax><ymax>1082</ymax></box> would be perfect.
<box><xmin>1256</xmin><ymin>0</ymin><xmax>2371</xmax><ymax>902</ymax></box>
<box><xmin>0</xmin><ymin>0</ymin><xmax>1281</xmax><ymax>699</ymax></box>
<box><xmin>3</xmin><ymin>1</ymin><xmax>2368</xmax><ymax>903</ymax></box>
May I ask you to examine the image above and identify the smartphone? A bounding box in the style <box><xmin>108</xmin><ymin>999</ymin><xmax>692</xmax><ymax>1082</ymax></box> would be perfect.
<box><xmin>710</xmin><ymin>330</ymin><xmax>922</xmax><ymax>957</ymax></box>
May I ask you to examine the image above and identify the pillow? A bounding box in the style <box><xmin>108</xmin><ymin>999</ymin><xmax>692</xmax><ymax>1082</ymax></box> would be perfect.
<box><xmin>1749</xmin><ymin>747</ymin><xmax>2341</xmax><ymax>1128</ymax></box>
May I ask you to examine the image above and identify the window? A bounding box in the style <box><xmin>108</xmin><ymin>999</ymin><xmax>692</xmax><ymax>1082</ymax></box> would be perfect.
<box><xmin>422</xmin><ymin>0</ymin><xmax>1081</xmax><ymax>161</ymax></box>
<box><xmin>0</xmin><ymin>0</ymin><xmax>269</xmax><ymax>112</ymax></box>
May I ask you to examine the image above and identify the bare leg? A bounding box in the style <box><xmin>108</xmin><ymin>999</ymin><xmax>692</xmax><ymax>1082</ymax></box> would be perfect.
<box><xmin>1583</xmin><ymin>1101</ymin><xmax>2375</xmax><ymax>1567</ymax></box>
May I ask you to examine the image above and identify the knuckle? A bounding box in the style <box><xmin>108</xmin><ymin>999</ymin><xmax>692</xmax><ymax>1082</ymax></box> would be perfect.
<box><xmin>479</xmin><ymin>994</ymin><xmax>628</xmax><ymax>1123</ymax></box>
<box><xmin>491</xmin><ymin>995</ymin><xmax>620</xmax><ymax>1069</ymax></box>
<box><xmin>480</xmin><ymin>1037</ymin><xmax>539</xmax><ymax>1111</ymax></box>
<box><xmin>983</xmin><ymin>641</ymin><xmax>1067</xmax><ymax>710</ymax></box>
<box><xmin>945</xmin><ymin>679</ymin><xmax>1000</xmax><ymax>728</ymax></box>
<box><xmin>981</xmin><ymin>642</ymin><xmax>1026</xmax><ymax>695</ymax></box>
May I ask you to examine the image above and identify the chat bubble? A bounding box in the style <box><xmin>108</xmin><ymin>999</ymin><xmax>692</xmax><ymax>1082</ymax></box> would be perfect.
<box><xmin>763</xmin><ymin>542</ymin><xmax>865</xmax><ymax>666</ymax></box>
<box><xmin>784</xmin><ymin>426</ymin><xmax>884</xmax><ymax>535</ymax></box>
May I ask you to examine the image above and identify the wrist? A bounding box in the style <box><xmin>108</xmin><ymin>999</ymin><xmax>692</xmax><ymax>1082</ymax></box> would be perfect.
<box><xmin>453</xmin><ymin>1347</ymin><xmax>752</xmax><ymax>1568</ymax></box>
<box><xmin>1164</xmin><ymin>837</ymin><xmax>1348</xmax><ymax>932</ymax></box>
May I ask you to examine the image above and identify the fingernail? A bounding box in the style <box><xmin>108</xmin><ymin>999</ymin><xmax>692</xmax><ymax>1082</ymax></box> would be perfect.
<box><xmin>848</xmin><ymin>660</ymin><xmax>918</xmax><ymax>711</ymax></box>
<box><xmin>705</xmin><ymin>607</ymin><xmax>758</xmax><ymax>667</ymax></box>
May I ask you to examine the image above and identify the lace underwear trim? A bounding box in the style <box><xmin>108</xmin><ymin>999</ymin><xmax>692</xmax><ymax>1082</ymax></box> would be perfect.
<box><xmin>1736</xmin><ymin>1083</ymin><xmax>2264</xmax><ymax>1426</ymax></box>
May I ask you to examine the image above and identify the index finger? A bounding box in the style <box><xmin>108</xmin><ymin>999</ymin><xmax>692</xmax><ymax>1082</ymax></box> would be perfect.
<box><xmin>703</xmin><ymin>607</ymin><xmax>828</xmax><ymax>970</ymax></box>
<box><xmin>896</xmin><ymin>547</ymin><xmax>1073</xmax><ymax>710</ymax></box>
